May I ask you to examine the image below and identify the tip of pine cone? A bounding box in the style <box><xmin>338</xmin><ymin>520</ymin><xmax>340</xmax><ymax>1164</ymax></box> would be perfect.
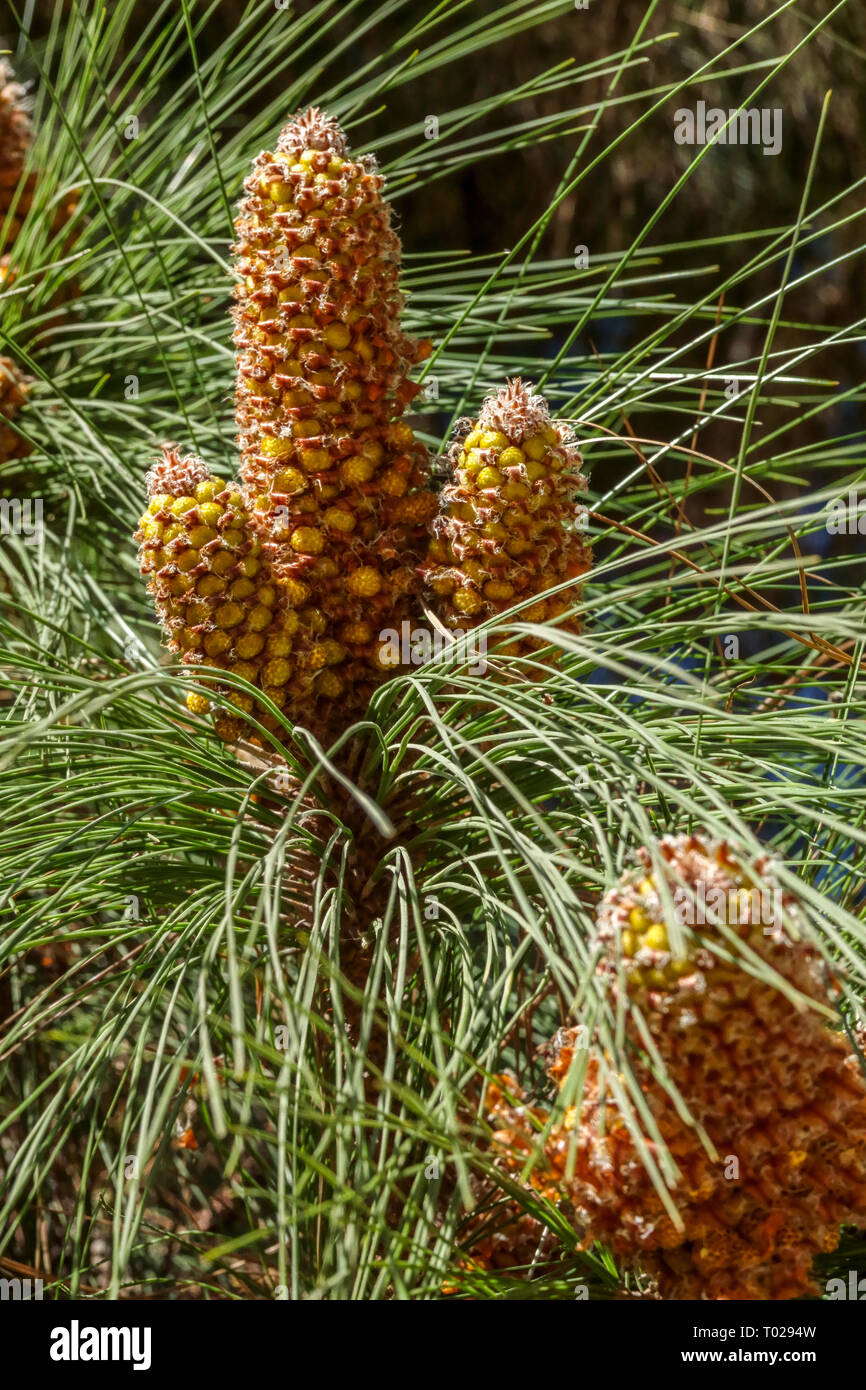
<box><xmin>276</xmin><ymin>106</ymin><xmax>349</xmax><ymax>158</ymax></box>
<box><xmin>145</xmin><ymin>444</ymin><xmax>210</xmax><ymax>498</ymax></box>
<box><xmin>476</xmin><ymin>377</ymin><xmax>552</xmax><ymax>441</ymax></box>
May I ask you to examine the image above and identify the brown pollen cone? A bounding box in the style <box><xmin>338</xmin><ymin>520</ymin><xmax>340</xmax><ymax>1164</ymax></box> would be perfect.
<box><xmin>483</xmin><ymin>832</ymin><xmax>866</xmax><ymax>1298</ymax></box>
<box><xmin>232</xmin><ymin>106</ymin><xmax>436</xmax><ymax>737</ymax></box>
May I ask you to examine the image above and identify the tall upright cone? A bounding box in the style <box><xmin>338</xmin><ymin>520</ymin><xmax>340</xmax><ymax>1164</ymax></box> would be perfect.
<box><xmin>136</xmin><ymin>108</ymin><xmax>435</xmax><ymax>748</ymax></box>
<box><xmin>425</xmin><ymin>379</ymin><xmax>590</xmax><ymax>661</ymax></box>
<box><xmin>477</xmin><ymin>832</ymin><xmax>866</xmax><ymax>1298</ymax></box>
<box><xmin>232</xmin><ymin>107</ymin><xmax>435</xmax><ymax>735</ymax></box>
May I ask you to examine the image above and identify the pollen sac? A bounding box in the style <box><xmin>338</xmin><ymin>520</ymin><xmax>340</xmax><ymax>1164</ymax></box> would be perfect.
<box><xmin>135</xmin><ymin>445</ymin><xmax>296</xmax><ymax>745</ymax></box>
<box><xmin>424</xmin><ymin>378</ymin><xmax>591</xmax><ymax>666</ymax></box>
<box><xmin>231</xmin><ymin>105</ymin><xmax>436</xmax><ymax>735</ymax></box>
<box><xmin>484</xmin><ymin>832</ymin><xmax>866</xmax><ymax>1299</ymax></box>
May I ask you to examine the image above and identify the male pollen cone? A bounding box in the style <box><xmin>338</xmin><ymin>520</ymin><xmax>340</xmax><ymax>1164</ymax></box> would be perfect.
<box><xmin>480</xmin><ymin>832</ymin><xmax>866</xmax><ymax>1299</ymax></box>
<box><xmin>425</xmin><ymin>378</ymin><xmax>590</xmax><ymax>664</ymax></box>
<box><xmin>0</xmin><ymin>59</ymin><xmax>79</xmax><ymax>467</ymax></box>
<box><xmin>0</xmin><ymin>355</ymin><xmax>32</xmax><ymax>465</ymax></box>
<box><xmin>231</xmin><ymin>105</ymin><xmax>436</xmax><ymax>734</ymax></box>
